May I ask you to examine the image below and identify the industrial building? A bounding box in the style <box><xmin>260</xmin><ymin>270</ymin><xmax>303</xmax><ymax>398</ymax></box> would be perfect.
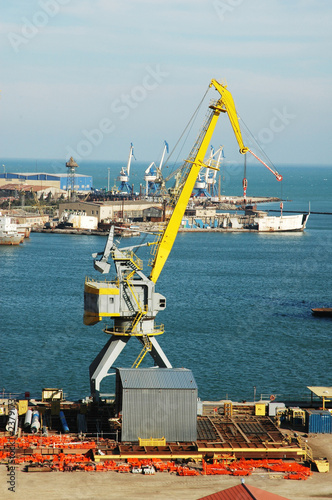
<box><xmin>115</xmin><ymin>368</ymin><xmax>198</xmax><ymax>442</ymax></box>
<box><xmin>0</xmin><ymin>172</ymin><xmax>92</xmax><ymax>198</ymax></box>
<box><xmin>59</xmin><ymin>200</ymin><xmax>164</xmax><ymax>223</ymax></box>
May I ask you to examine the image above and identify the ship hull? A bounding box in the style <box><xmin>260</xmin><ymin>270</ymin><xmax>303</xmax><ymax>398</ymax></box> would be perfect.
<box><xmin>255</xmin><ymin>213</ymin><xmax>309</xmax><ymax>232</ymax></box>
<box><xmin>312</xmin><ymin>308</ymin><xmax>332</xmax><ymax>317</ymax></box>
<box><xmin>0</xmin><ymin>234</ymin><xmax>23</xmax><ymax>245</ymax></box>
<box><xmin>0</xmin><ymin>215</ymin><xmax>25</xmax><ymax>245</ymax></box>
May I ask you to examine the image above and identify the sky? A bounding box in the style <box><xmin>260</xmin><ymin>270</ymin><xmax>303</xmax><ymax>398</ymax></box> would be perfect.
<box><xmin>1</xmin><ymin>0</ymin><xmax>332</xmax><ymax>166</ymax></box>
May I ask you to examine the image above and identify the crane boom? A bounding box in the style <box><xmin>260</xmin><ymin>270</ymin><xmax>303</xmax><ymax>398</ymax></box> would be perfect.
<box><xmin>149</xmin><ymin>79</ymin><xmax>246</xmax><ymax>284</ymax></box>
<box><xmin>210</xmin><ymin>79</ymin><xmax>248</xmax><ymax>155</ymax></box>
<box><xmin>127</xmin><ymin>143</ymin><xmax>135</xmax><ymax>176</ymax></box>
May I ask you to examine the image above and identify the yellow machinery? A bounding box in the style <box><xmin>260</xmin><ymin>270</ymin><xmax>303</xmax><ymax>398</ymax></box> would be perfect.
<box><xmin>42</xmin><ymin>388</ymin><xmax>63</xmax><ymax>402</ymax></box>
<box><xmin>138</xmin><ymin>437</ymin><xmax>166</xmax><ymax>447</ymax></box>
<box><xmin>287</xmin><ymin>407</ymin><xmax>306</xmax><ymax>426</ymax></box>
<box><xmin>255</xmin><ymin>403</ymin><xmax>266</xmax><ymax>416</ymax></box>
<box><xmin>314</xmin><ymin>458</ymin><xmax>329</xmax><ymax>473</ymax></box>
<box><xmin>18</xmin><ymin>400</ymin><xmax>28</xmax><ymax>416</ymax></box>
<box><xmin>84</xmin><ymin>80</ymin><xmax>257</xmax><ymax>400</ymax></box>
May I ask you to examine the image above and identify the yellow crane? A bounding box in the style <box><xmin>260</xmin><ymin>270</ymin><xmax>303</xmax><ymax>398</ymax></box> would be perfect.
<box><xmin>84</xmin><ymin>79</ymin><xmax>252</xmax><ymax>400</ymax></box>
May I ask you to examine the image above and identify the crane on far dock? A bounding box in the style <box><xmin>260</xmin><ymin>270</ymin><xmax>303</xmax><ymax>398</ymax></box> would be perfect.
<box><xmin>117</xmin><ymin>143</ymin><xmax>135</xmax><ymax>194</ymax></box>
<box><xmin>144</xmin><ymin>140</ymin><xmax>169</xmax><ymax>196</ymax></box>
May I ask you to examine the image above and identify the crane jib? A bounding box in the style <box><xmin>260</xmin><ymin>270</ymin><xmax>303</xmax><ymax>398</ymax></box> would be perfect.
<box><xmin>149</xmin><ymin>83</ymin><xmax>236</xmax><ymax>284</ymax></box>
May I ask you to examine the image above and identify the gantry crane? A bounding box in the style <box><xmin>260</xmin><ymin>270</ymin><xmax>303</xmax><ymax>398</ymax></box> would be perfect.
<box><xmin>192</xmin><ymin>146</ymin><xmax>224</xmax><ymax>198</ymax></box>
<box><xmin>205</xmin><ymin>146</ymin><xmax>224</xmax><ymax>197</ymax></box>
<box><xmin>117</xmin><ymin>143</ymin><xmax>135</xmax><ymax>194</ymax></box>
<box><xmin>193</xmin><ymin>146</ymin><xmax>214</xmax><ymax>198</ymax></box>
<box><xmin>144</xmin><ymin>140</ymin><xmax>169</xmax><ymax>196</ymax></box>
<box><xmin>83</xmin><ymin>79</ymin><xmax>265</xmax><ymax>400</ymax></box>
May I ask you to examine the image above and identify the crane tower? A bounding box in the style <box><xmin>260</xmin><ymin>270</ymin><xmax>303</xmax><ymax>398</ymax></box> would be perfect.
<box><xmin>117</xmin><ymin>143</ymin><xmax>135</xmax><ymax>194</ymax></box>
<box><xmin>66</xmin><ymin>156</ymin><xmax>79</xmax><ymax>199</ymax></box>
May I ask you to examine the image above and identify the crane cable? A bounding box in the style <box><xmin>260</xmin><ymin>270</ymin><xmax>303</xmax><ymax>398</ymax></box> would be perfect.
<box><xmin>237</xmin><ymin>113</ymin><xmax>284</xmax><ymax>201</ymax></box>
<box><xmin>163</xmin><ymin>86</ymin><xmax>210</xmax><ymax>181</ymax></box>
<box><xmin>237</xmin><ymin>113</ymin><xmax>283</xmax><ymax>182</ymax></box>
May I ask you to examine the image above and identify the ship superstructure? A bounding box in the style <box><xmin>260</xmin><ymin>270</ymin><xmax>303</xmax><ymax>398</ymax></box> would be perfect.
<box><xmin>0</xmin><ymin>214</ymin><xmax>24</xmax><ymax>245</ymax></box>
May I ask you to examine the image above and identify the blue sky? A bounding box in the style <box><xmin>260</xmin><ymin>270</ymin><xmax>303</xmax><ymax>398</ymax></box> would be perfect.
<box><xmin>1</xmin><ymin>0</ymin><xmax>332</xmax><ymax>165</ymax></box>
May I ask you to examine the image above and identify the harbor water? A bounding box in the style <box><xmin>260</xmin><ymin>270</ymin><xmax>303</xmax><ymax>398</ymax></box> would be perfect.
<box><xmin>0</xmin><ymin>162</ymin><xmax>331</xmax><ymax>402</ymax></box>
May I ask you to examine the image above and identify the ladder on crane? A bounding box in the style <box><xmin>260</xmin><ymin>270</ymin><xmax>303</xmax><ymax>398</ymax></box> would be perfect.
<box><xmin>132</xmin><ymin>333</ymin><xmax>152</xmax><ymax>368</ymax></box>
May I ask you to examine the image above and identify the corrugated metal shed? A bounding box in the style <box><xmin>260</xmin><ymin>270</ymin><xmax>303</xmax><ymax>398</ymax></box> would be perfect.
<box><xmin>116</xmin><ymin>368</ymin><xmax>198</xmax><ymax>443</ymax></box>
<box><xmin>118</xmin><ymin>367</ymin><xmax>197</xmax><ymax>389</ymax></box>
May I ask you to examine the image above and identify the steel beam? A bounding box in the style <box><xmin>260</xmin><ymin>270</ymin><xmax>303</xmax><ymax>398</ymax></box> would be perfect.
<box><xmin>89</xmin><ymin>335</ymin><xmax>130</xmax><ymax>400</ymax></box>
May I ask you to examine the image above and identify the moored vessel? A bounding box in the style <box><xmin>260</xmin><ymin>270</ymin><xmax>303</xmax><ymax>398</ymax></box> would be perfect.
<box><xmin>16</xmin><ymin>223</ymin><xmax>32</xmax><ymax>238</ymax></box>
<box><xmin>311</xmin><ymin>308</ymin><xmax>332</xmax><ymax>317</ymax></box>
<box><xmin>247</xmin><ymin>205</ymin><xmax>309</xmax><ymax>232</ymax></box>
<box><xmin>0</xmin><ymin>214</ymin><xmax>24</xmax><ymax>245</ymax></box>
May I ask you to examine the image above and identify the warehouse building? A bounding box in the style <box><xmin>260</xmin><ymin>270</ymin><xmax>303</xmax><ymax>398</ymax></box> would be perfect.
<box><xmin>59</xmin><ymin>200</ymin><xmax>165</xmax><ymax>223</ymax></box>
<box><xmin>115</xmin><ymin>368</ymin><xmax>198</xmax><ymax>443</ymax></box>
<box><xmin>0</xmin><ymin>172</ymin><xmax>92</xmax><ymax>195</ymax></box>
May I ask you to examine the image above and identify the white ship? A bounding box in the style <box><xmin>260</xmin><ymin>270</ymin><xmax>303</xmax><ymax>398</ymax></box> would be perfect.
<box><xmin>254</xmin><ymin>213</ymin><xmax>309</xmax><ymax>232</ymax></box>
<box><xmin>242</xmin><ymin>205</ymin><xmax>309</xmax><ymax>232</ymax></box>
<box><xmin>0</xmin><ymin>214</ymin><xmax>24</xmax><ymax>245</ymax></box>
<box><xmin>181</xmin><ymin>205</ymin><xmax>309</xmax><ymax>232</ymax></box>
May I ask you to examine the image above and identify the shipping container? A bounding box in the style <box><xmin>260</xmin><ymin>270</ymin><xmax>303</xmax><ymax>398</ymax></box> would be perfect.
<box><xmin>306</xmin><ymin>409</ymin><xmax>332</xmax><ymax>434</ymax></box>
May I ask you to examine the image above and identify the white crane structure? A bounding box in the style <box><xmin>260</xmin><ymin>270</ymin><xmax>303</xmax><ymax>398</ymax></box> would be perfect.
<box><xmin>117</xmin><ymin>143</ymin><xmax>135</xmax><ymax>194</ymax></box>
<box><xmin>205</xmin><ymin>146</ymin><xmax>224</xmax><ymax>197</ymax></box>
<box><xmin>144</xmin><ymin>141</ymin><xmax>169</xmax><ymax>196</ymax></box>
<box><xmin>193</xmin><ymin>146</ymin><xmax>216</xmax><ymax>198</ymax></box>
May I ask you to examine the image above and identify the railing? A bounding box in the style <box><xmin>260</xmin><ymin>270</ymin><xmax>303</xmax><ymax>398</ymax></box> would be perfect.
<box><xmin>148</xmin><ymin>231</ymin><xmax>163</xmax><ymax>267</ymax></box>
<box><xmin>85</xmin><ymin>276</ymin><xmax>119</xmax><ymax>286</ymax></box>
<box><xmin>103</xmin><ymin>324</ymin><xmax>164</xmax><ymax>336</ymax></box>
<box><xmin>257</xmin><ymin>392</ymin><xmax>326</xmax><ymax>405</ymax></box>
<box><xmin>132</xmin><ymin>332</ymin><xmax>152</xmax><ymax>368</ymax></box>
<box><xmin>112</xmin><ymin>250</ymin><xmax>143</xmax><ymax>270</ymax></box>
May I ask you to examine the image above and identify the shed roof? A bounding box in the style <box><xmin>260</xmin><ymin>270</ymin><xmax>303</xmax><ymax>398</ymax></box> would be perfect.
<box><xmin>0</xmin><ymin>183</ymin><xmax>52</xmax><ymax>192</ymax></box>
<box><xmin>198</xmin><ymin>483</ymin><xmax>291</xmax><ymax>500</ymax></box>
<box><xmin>117</xmin><ymin>368</ymin><xmax>197</xmax><ymax>390</ymax></box>
<box><xmin>307</xmin><ymin>386</ymin><xmax>332</xmax><ymax>398</ymax></box>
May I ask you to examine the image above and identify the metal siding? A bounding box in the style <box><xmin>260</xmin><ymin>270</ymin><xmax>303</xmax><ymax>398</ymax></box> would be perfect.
<box><xmin>60</xmin><ymin>175</ymin><xmax>92</xmax><ymax>190</ymax></box>
<box><xmin>118</xmin><ymin>368</ymin><xmax>197</xmax><ymax>390</ymax></box>
<box><xmin>121</xmin><ymin>388</ymin><xmax>197</xmax><ymax>442</ymax></box>
<box><xmin>306</xmin><ymin>410</ymin><xmax>332</xmax><ymax>433</ymax></box>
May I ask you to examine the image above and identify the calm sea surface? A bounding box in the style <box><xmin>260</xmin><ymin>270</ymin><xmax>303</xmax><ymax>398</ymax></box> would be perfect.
<box><xmin>0</xmin><ymin>162</ymin><xmax>331</xmax><ymax>401</ymax></box>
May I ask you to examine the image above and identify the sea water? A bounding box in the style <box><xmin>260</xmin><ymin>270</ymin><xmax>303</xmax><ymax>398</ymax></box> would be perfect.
<box><xmin>0</xmin><ymin>161</ymin><xmax>331</xmax><ymax>401</ymax></box>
